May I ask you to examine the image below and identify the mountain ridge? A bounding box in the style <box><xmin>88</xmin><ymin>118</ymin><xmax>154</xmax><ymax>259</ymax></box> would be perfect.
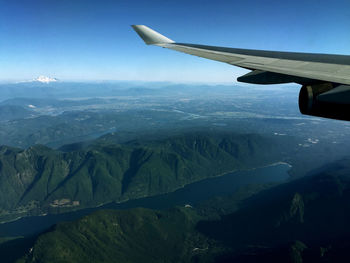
<box><xmin>0</xmin><ymin>132</ymin><xmax>283</xmax><ymax>222</ymax></box>
<box><xmin>14</xmin><ymin>159</ymin><xmax>350</xmax><ymax>263</ymax></box>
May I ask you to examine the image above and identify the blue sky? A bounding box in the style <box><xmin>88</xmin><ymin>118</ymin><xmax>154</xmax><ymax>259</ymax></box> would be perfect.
<box><xmin>1</xmin><ymin>0</ymin><xmax>349</xmax><ymax>83</ymax></box>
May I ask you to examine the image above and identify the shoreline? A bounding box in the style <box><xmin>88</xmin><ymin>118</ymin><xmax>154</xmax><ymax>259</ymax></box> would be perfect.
<box><xmin>113</xmin><ymin>161</ymin><xmax>292</xmax><ymax>205</ymax></box>
<box><xmin>0</xmin><ymin>161</ymin><xmax>292</xmax><ymax>225</ymax></box>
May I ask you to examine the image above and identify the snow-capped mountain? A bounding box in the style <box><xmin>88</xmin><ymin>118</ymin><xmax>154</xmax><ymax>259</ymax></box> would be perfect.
<box><xmin>33</xmin><ymin>76</ymin><xmax>58</xmax><ymax>83</ymax></box>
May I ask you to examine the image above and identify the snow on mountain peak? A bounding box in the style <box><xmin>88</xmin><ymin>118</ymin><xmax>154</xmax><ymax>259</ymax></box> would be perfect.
<box><xmin>34</xmin><ymin>76</ymin><xmax>58</xmax><ymax>83</ymax></box>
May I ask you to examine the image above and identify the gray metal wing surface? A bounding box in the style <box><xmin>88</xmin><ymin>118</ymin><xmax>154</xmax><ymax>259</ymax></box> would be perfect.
<box><xmin>132</xmin><ymin>25</ymin><xmax>350</xmax><ymax>121</ymax></box>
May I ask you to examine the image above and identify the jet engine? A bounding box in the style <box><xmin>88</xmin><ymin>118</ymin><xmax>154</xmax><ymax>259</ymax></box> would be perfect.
<box><xmin>298</xmin><ymin>83</ymin><xmax>350</xmax><ymax>121</ymax></box>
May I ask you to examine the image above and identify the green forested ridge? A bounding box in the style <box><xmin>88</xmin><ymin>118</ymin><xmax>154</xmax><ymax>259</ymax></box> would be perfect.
<box><xmin>0</xmin><ymin>133</ymin><xmax>282</xmax><ymax>221</ymax></box>
<box><xmin>17</xmin><ymin>208</ymin><xmax>215</xmax><ymax>263</ymax></box>
<box><xmin>16</xmin><ymin>159</ymin><xmax>350</xmax><ymax>263</ymax></box>
<box><xmin>197</xmin><ymin>158</ymin><xmax>350</xmax><ymax>262</ymax></box>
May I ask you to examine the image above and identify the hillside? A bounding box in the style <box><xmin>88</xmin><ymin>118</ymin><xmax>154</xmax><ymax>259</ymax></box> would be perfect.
<box><xmin>0</xmin><ymin>133</ymin><xmax>283</xmax><ymax>221</ymax></box>
<box><xmin>17</xmin><ymin>208</ymin><xmax>214</xmax><ymax>263</ymax></box>
<box><xmin>0</xmin><ymin>105</ymin><xmax>34</xmax><ymax>122</ymax></box>
<box><xmin>15</xmin><ymin>159</ymin><xmax>350</xmax><ymax>263</ymax></box>
<box><xmin>198</xmin><ymin>158</ymin><xmax>350</xmax><ymax>262</ymax></box>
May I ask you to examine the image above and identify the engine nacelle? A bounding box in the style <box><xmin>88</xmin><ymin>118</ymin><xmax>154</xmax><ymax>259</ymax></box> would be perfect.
<box><xmin>298</xmin><ymin>84</ymin><xmax>350</xmax><ymax>121</ymax></box>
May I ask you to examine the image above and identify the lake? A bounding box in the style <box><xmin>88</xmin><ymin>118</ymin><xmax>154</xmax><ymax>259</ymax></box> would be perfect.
<box><xmin>0</xmin><ymin>162</ymin><xmax>291</xmax><ymax>237</ymax></box>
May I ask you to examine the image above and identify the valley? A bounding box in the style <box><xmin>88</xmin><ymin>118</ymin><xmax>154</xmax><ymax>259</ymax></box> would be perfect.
<box><xmin>1</xmin><ymin>81</ymin><xmax>350</xmax><ymax>262</ymax></box>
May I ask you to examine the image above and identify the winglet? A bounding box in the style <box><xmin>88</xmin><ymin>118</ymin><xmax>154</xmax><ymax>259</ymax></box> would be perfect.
<box><xmin>132</xmin><ymin>25</ymin><xmax>174</xmax><ymax>45</ymax></box>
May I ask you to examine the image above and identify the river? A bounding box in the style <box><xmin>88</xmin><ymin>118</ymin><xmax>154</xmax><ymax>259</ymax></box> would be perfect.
<box><xmin>0</xmin><ymin>163</ymin><xmax>291</xmax><ymax>237</ymax></box>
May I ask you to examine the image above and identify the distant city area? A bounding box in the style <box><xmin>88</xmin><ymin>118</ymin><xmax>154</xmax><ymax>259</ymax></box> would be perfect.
<box><xmin>1</xmin><ymin>80</ymin><xmax>349</xmax><ymax>147</ymax></box>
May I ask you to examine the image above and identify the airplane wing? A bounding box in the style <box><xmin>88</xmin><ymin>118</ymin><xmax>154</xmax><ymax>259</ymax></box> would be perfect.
<box><xmin>132</xmin><ymin>25</ymin><xmax>350</xmax><ymax>121</ymax></box>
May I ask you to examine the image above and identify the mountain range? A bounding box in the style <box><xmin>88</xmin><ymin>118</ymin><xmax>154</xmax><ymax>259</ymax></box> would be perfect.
<box><xmin>0</xmin><ymin>133</ymin><xmax>282</xmax><ymax>222</ymax></box>
<box><xmin>14</xmin><ymin>158</ymin><xmax>350</xmax><ymax>263</ymax></box>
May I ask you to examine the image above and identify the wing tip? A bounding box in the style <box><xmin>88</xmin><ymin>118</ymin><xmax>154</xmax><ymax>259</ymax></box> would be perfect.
<box><xmin>131</xmin><ymin>25</ymin><xmax>174</xmax><ymax>45</ymax></box>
